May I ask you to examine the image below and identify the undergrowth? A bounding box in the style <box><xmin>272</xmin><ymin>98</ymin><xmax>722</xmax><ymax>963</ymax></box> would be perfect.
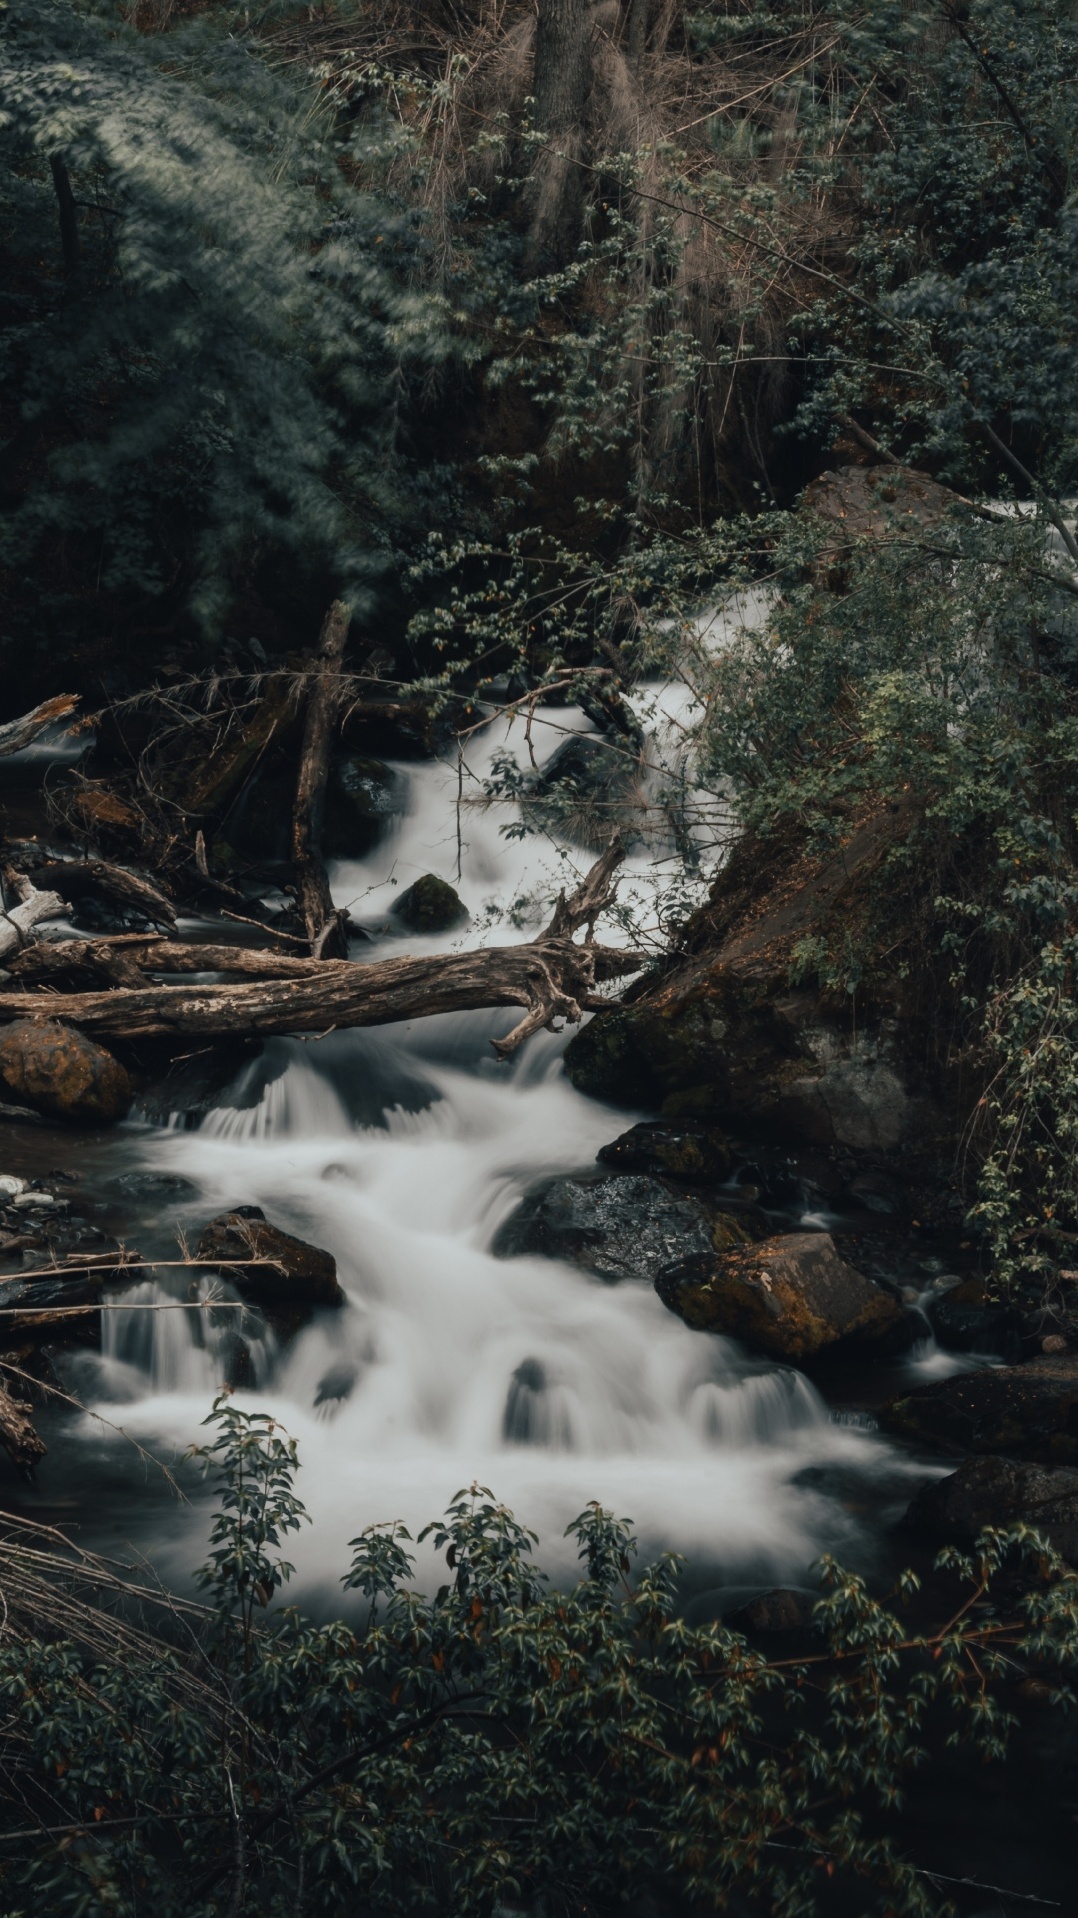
<box><xmin>1</xmin><ymin>1397</ymin><xmax>1077</xmax><ymax>1915</ymax></box>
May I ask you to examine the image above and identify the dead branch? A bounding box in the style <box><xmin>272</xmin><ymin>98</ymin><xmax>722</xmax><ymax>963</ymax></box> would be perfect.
<box><xmin>0</xmin><ymin>842</ymin><xmax>645</xmax><ymax>1053</ymax></box>
<box><xmin>0</xmin><ymin>877</ymin><xmax>68</xmax><ymax>964</ymax></box>
<box><xmin>0</xmin><ymin>1378</ymin><xmax>46</xmax><ymax>1475</ymax></box>
<box><xmin>0</xmin><ymin>695</ymin><xmax>79</xmax><ymax>758</ymax></box>
<box><xmin>292</xmin><ymin>600</ymin><xmax>351</xmax><ymax>958</ymax></box>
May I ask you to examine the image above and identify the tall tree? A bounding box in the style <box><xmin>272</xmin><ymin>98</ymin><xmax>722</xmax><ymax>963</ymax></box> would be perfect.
<box><xmin>525</xmin><ymin>0</ymin><xmax>595</xmax><ymax>271</ymax></box>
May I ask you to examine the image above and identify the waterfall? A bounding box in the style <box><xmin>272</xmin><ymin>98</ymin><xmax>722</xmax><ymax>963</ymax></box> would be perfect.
<box><xmin>79</xmin><ymin>685</ymin><xmax>921</xmax><ymax>1596</ymax></box>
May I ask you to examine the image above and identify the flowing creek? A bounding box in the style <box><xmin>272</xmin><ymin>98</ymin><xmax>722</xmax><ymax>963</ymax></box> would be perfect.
<box><xmin>3</xmin><ymin>690</ymin><xmax>970</xmax><ymax>1611</ymax></box>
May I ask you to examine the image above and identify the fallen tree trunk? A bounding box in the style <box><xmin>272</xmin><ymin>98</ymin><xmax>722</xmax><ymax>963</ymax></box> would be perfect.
<box><xmin>26</xmin><ymin>858</ymin><xmax>176</xmax><ymax>929</ymax></box>
<box><xmin>292</xmin><ymin>599</ymin><xmax>350</xmax><ymax>959</ymax></box>
<box><xmin>0</xmin><ymin>842</ymin><xmax>645</xmax><ymax>1055</ymax></box>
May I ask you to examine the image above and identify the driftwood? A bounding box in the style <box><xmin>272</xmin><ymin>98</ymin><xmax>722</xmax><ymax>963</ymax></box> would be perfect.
<box><xmin>0</xmin><ymin>841</ymin><xmax>645</xmax><ymax>1054</ymax></box>
<box><xmin>0</xmin><ymin>1378</ymin><xmax>46</xmax><ymax>1474</ymax></box>
<box><xmin>0</xmin><ymin>694</ymin><xmax>79</xmax><ymax>758</ymax></box>
<box><xmin>292</xmin><ymin>600</ymin><xmax>351</xmax><ymax>959</ymax></box>
<box><xmin>26</xmin><ymin>858</ymin><xmax>176</xmax><ymax>929</ymax></box>
<box><xmin>0</xmin><ymin>877</ymin><xmax>68</xmax><ymax>964</ymax></box>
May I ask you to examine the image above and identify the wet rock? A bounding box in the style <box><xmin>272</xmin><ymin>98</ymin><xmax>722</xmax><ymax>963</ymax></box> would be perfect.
<box><xmin>845</xmin><ymin>1169</ymin><xmax>906</xmax><ymax>1216</ymax></box>
<box><xmin>904</xmin><ymin>1455</ymin><xmax>1078</xmax><ymax>1559</ymax></box>
<box><xmin>0</xmin><ymin>1269</ymin><xmax>103</xmax><ymax>1346</ymax></box>
<box><xmin>926</xmin><ymin>1286</ymin><xmax>1028</xmax><ymax>1363</ymax></box>
<box><xmin>726</xmin><ymin>1588</ymin><xmax>816</xmax><ymax>1635</ymax></box>
<box><xmin>883</xmin><ymin>1355</ymin><xmax>1078</xmax><ymax>1465</ymax></box>
<box><xmin>524</xmin><ymin>734</ymin><xmax>639</xmax><ymax>852</ymax></box>
<box><xmin>493</xmin><ymin>1173</ymin><xmax>748</xmax><ymax>1284</ymax></box>
<box><xmin>561</xmin><ymin>1007</ymin><xmax>662</xmax><ymax>1108</ymax></box>
<box><xmin>656</xmin><ymin>1231</ymin><xmax>910</xmax><ymax>1363</ymax></box>
<box><xmin>110</xmin><ymin>1170</ymin><xmax>199</xmax><ymax>1199</ymax></box>
<box><xmin>596</xmin><ymin>1122</ymin><xmax>733</xmax><ymax>1185</ymax></box>
<box><xmin>323</xmin><ymin>757</ymin><xmax>401</xmax><ymax>859</ymax></box>
<box><xmin>197</xmin><ymin>1206</ymin><xmax>344</xmax><ymax>1337</ymax></box>
<box><xmin>0</xmin><ymin>1020</ymin><xmax>132</xmax><ymax>1126</ymax></box>
<box><xmin>393</xmin><ymin>873</ymin><xmax>468</xmax><ymax>934</ymax></box>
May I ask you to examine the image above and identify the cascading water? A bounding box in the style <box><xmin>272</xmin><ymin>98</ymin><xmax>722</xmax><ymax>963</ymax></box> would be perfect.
<box><xmin>76</xmin><ymin>685</ymin><xmax>926</xmax><ymax>1602</ymax></box>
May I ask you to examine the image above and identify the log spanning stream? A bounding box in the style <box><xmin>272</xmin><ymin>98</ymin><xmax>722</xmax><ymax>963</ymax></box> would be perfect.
<box><xmin>18</xmin><ymin>689</ymin><xmax>949</xmax><ymax>1606</ymax></box>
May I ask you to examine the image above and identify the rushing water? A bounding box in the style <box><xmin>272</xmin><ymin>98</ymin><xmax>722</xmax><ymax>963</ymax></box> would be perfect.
<box><xmin>47</xmin><ymin>691</ymin><xmax>930</xmax><ymax>1606</ymax></box>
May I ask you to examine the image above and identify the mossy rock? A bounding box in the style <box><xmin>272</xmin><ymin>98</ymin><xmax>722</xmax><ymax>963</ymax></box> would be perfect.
<box><xmin>656</xmin><ymin>1231</ymin><xmax>909</xmax><ymax>1362</ymax></box>
<box><xmin>394</xmin><ymin>873</ymin><xmax>468</xmax><ymax>933</ymax></box>
<box><xmin>562</xmin><ymin>1008</ymin><xmax>662</xmax><ymax>1109</ymax></box>
<box><xmin>0</xmin><ymin>1020</ymin><xmax>132</xmax><ymax>1126</ymax></box>
<box><xmin>597</xmin><ymin>1121</ymin><xmax>734</xmax><ymax>1184</ymax></box>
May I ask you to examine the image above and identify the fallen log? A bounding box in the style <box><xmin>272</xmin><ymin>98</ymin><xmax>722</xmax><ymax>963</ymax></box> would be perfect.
<box><xmin>292</xmin><ymin>599</ymin><xmax>351</xmax><ymax>959</ymax></box>
<box><xmin>0</xmin><ymin>694</ymin><xmax>79</xmax><ymax>758</ymax></box>
<box><xmin>26</xmin><ymin>858</ymin><xmax>176</xmax><ymax>929</ymax></box>
<box><xmin>0</xmin><ymin>842</ymin><xmax>646</xmax><ymax>1054</ymax></box>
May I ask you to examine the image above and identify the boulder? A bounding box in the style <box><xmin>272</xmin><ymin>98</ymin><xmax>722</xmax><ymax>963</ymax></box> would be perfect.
<box><xmin>524</xmin><ymin>734</ymin><xmax>640</xmax><ymax>852</ymax></box>
<box><xmin>883</xmin><ymin>1355</ymin><xmax>1078</xmax><ymax>1465</ymax></box>
<box><xmin>0</xmin><ymin>1020</ymin><xmax>132</xmax><ymax>1126</ymax></box>
<box><xmin>393</xmin><ymin>873</ymin><xmax>468</xmax><ymax>933</ymax></box>
<box><xmin>903</xmin><ymin>1455</ymin><xmax>1078</xmax><ymax>1559</ymax></box>
<box><xmin>197</xmin><ymin>1206</ymin><xmax>344</xmax><ymax>1337</ymax></box>
<box><xmin>597</xmin><ymin>1122</ymin><xmax>733</xmax><ymax>1185</ymax></box>
<box><xmin>564</xmin><ymin>811</ymin><xmax>948</xmax><ymax>1156</ymax></box>
<box><xmin>493</xmin><ymin>1173</ymin><xmax>749</xmax><ymax>1284</ymax></box>
<box><xmin>725</xmin><ymin>1588</ymin><xmax>816</xmax><ymax>1635</ymax></box>
<box><xmin>656</xmin><ymin>1231</ymin><xmax>910</xmax><ymax>1363</ymax></box>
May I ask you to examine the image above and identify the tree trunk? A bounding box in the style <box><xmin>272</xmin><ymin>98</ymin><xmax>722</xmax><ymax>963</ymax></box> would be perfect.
<box><xmin>49</xmin><ymin>154</ymin><xmax>81</xmax><ymax>281</ymax></box>
<box><xmin>292</xmin><ymin>600</ymin><xmax>351</xmax><ymax>959</ymax></box>
<box><xmin>525</xmin><ymin>0</ymin><xmax>594</xmax><ymax>272</ymax></box>
<box><xmin>624</xmin><ymin>0</ymin><xmax>650</xmax><ymax>65</ymax></box>
<box><xmin>0</xmin><ymin>842</ymin><xmax>644</xmax><ymax>1056</ymax></box>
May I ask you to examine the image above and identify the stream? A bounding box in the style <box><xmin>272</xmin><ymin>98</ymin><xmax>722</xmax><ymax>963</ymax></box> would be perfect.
<box><xmin>5</xmin><ymin>685</ymin><xmax>955</xmax><ymax>1612</ymax></box>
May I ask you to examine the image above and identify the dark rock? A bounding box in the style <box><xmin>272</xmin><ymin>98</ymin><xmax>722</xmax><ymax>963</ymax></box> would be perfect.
<box><xmin>323</xmin><ymin>757</ymin><xmax>401</xmax><ymax>859</ymax></box>
<box><xmin>559</xmin><ymin>1007</ymin><xmax>663</xmax><ymax>1108</ymax></box>
<box><xmin>493</xmin><ymin>1173</ymin><xmax>748</xmax><ymax>1284</ymax></box>
<box><xmin>563</xmin><ymin>812</ymin><xmax>948</xmax><ymax>1156</ymax></box>
<box><xmin>111</xmin><ymin>1171</ymin><xmax>199</xmax><ymax>1199</ymax></box>
<box><xmin>656</xmin><ymin>1231</ymin><xmax>910</xmax><ymax>1362</ymax></box>
<box><xmin>726</xmin><ymin>1589</ymin><xmax>816</xmax><ymax>1634</ymax></box>
<box><xmin>845</xmin><ymin>1169</ymin><xmax>906</xmax><ymax>1215</ymax></box>
<box><xmin>136</xmin><ymin>1038</ymin><xmax>260</xmax><ymax>1127</ymax></box>
<box><xmin>393</xmin><ymin>873</ymin><xmax>468</xmax><ymax>934</ymax></box>
<box><xmin>883</xmin><ymin>1355</ymin><xmax>1078</xmax><ymax>1465</ymax></box>
<box><xmin>927</xmin><ymin>1290</ymin><xmax>1028</xmax><ymax>1363</ymax></box>
<box><xmin>0</xmin><ymin>1269</ymin><xmax>104</xmax><ymax>1342</ymax></box>
<box><xmin>904</xmin><ymin>1454</ymin><xmax>1078</xmax><ymax>1559</ymax></box>
<box><xmin>525</xmin><ymin>734</ymin><xmax>639</xmax><ymax>853</ymax></box>
<box><xmin>197</xmin><ymin>1207</ymin><xmax>344</xmax><ymax>1337</ymax></box>
<box><xmin>597</xmin><ymin>1122</ymin><xmax>733</xmax><ymax>1184</ymax></box>
<box><xmin>0</xmin><ymin>1020</ymin><xmax>132</xmax><ymax>1126</ymax></box>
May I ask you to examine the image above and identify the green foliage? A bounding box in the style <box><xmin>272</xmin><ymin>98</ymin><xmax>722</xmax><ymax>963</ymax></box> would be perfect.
<box><xmin>0</xmin><ymin>1397</ymin><xmax>1077</xmax><ymax>1914</ymax></box>
<box><xmin>0</xmin><ymin>0</ymin><xmax>440</xmax><ymax>656</ymax></box>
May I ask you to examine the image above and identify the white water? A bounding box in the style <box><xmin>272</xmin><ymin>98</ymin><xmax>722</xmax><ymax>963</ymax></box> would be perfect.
<box><xmin>77</xmin><ymin>696</ymin><xmax>924</xmax><ymax>1600</ymax></box>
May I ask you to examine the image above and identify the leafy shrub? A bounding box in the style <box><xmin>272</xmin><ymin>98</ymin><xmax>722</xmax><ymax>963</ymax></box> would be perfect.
<box><xmin>0</xmin><ymin>1397</ymin><xmax>1076</xmax><ymax>1914</ymax></box>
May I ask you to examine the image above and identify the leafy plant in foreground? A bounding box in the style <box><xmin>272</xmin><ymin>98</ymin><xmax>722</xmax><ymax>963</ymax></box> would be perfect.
<box><xmin>0</xmin><ymin>1397</ymin><xmax>1075</xmax><ymax>1914</ymax></box>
